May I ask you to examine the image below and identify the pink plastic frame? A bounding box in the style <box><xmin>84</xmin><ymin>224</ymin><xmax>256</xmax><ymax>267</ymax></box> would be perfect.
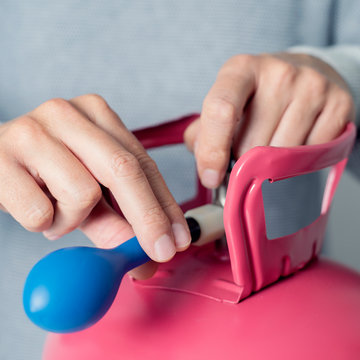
<box><xmin>224</xmin><ymin>122</ymin><xmax>356</xmax><ymax>299</ymax></box>
<box><xmin>110</xmin><ymin>114</ymin><xmax>355</xmax><ymax>301</ymax></box>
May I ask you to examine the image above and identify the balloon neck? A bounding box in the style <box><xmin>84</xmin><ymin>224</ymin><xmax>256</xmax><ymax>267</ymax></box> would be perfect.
<box><xmin>113</xmin><ymin>236</ymin><xmax>150</xmax><ymax>273</ymax></box>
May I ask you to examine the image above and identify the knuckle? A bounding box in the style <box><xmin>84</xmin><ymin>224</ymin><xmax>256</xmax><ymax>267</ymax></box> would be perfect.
<box><xmin>273</xmin><ymin>61</ymin><xmax>297</xmax><ymax>86</ymax></box>
<box><xmin>137</xmin><ymin>154</ymin><xmax>159</xmax><ymax>180</ymax></box>
<box><xmin>127</xmin><ymin>140</ymin><xmax>146</xmax><ymax>156</ymax></box>
<box><xmin>11</xmin><ymin>116</ymin><xmax>46</xmax><ymax>146</ymax></box>
<box><xmin>330</xmin><ymin>96</ymin><xmax>353</xmax><ymax>134</ymax></box>
<box><xmin>142</xmin><ymin>206</ymin><xmax>169</xmax><ymax>228</ymax></box>
<box><xmin>204</xmin><ymin>97</ymin><xmax>237</xmax><ymax>126</ymax></box>
<box><xmin>227</xmin><ymin>54</ymin><xmax>254</xmax><ymax>69</ymax></box>
<box><xmin>302</xmin><ymin>69</ymin><xmax>328</xmax><ymax>97</ymax></box>
<box><xmin>39</xmin><ymin>98</ymin><xmax>71</xmax><ymax>116</ymax></box>
<box><xmin>73</xmin><ymin>183</ymin><xmax>102</xmax><ymax>209</ymax></box>
<box><xmin>84</xmin><ymin>93</ymin><xmax>109</xmax><ymax>111</ymax></box>
<box><xmin>24</xmin><ymin>204</ymin><xmax>53</xmax><ymax>232</ymax></box>
<box><xmin>109</xmin><ymin>150</ymin><xmax>142</xmax><ymax>180</ymax></box>
<box><xmin>327</xmin><ymin>89</ymin><xmax>355</xmax><ymax>131</ymax></box>
<box><xmin>160</xmin><ymin>200</ymin><xmax>181</xmax><ymax>217</ymax></box>
<box><xmin>336</xmin><ymin>90</ymin><xmax>354</xmax><ymax>115</ymax></box>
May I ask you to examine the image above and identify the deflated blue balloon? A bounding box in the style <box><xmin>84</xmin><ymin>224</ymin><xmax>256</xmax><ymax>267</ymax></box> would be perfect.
<box><xmin>23</xmin><ymin>236</ymin><xmax>150</xmax><ymax>333</ymax></box>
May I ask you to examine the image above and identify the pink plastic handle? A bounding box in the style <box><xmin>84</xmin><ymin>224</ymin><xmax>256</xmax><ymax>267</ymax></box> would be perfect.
<box><xmin>107</xmin><ymin>114</ymin><xmax>212</xmax><ymax>213</ymax></box>
<box><xmin>224</xmin><ymin>122</ymin><xmax>356</xmax><ymax>300</ymax></box>
<box><xmin>133</xmin><ymin>113</ymin><xmax>198</xmax><ymax>149</ymax></box>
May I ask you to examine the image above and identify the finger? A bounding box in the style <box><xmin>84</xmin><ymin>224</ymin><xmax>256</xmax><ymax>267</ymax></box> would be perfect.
<box><xmin>32</xmin><ymin>99</ymin><xmax>177</xmax><ymax>262</ymax></box>
<box><xmin>12</xmin><ymin>124</ymin><xmax>102</xmax><ymax>240</ymax></box>
<box><xmin>183</xmin><ymin>118</ymin><xmax>200</xmax><ymax>153</ymax></box>
<box><xmin>0</xmin><ymin>153</ymin><xmax>53</xmax><ymax>232</ymax></box>
<box><xmin>80</xmin><ymin>197</ymin><xmax>158</xmax><ymax>279</ymax></box>
<box><xmin>232</xmin><ymin>65</ymin><xmax>296</xmax><ymax>156</ymax></box>
<box><xmin>128</xmin><ymin>262</ymin><xmax>158</xmax><ymax>280</ymax></box>
<box><xmin>270</xmin><ymin>69</ymin><xmax>328</xmax><ymax>147</ymax></box>
<box><xmin>70</xmin><ymin>95</ymin><xmax>191</xmax><ymax>252</ymax></box>
<box><xmin>305</xmin><ymin>87</ymin><xmax>355</xmax><ymax>145</ymax></box>
<box><xmin>80</xmin><ymin>197</ymin><xmax>135</xmax><ymax>248</ymax></box>
<box><xmin>197</xmin><ymin>56</ymin><xmax>256</xmax><ymax>188</ymax></box>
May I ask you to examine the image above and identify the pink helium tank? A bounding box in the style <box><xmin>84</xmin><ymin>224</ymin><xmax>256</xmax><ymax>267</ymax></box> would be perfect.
<box><xmin>43</xmin><ymin>115</ymin><xmax>360</xmax><ymax>360</ymax></box>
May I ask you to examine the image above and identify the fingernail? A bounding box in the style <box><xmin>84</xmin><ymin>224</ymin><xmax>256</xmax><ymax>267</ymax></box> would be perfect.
<box><xmin>172</xmin><ymin>223</ymin><xmax>191</xmax><ymax>249</ymax></box>
<box><xmin>202</xmin><ymin>169</ymin><xmax>220</xmax><ymax>188</ymax></box>
<box><xmin>43</xmin><ymin>231</ymin><xmax>60</xmax><ymax>241</ymax></box>
<box><xmin>154</xmin><ymin>234</ymin><xmax>176</xmax><ymax>262</ymax></box>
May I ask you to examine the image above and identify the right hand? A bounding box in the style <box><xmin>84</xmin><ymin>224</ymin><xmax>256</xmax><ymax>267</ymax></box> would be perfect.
<box><xmin>0</xmin><ymin>94</ymin><xmax>191</xmax><ymax>278</ymax></box>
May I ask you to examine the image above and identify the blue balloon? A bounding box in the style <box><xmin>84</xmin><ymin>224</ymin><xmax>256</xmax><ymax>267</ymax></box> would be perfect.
<box><xmin>23</xmin><ymin>236</ymin><xmax>150</xmax><ymax>333</ymax></box>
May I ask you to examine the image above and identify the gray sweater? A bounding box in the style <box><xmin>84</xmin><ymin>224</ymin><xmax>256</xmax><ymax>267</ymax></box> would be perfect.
<box><xmin>0</xmin><ymin>1</ymin><xmax>360</xmax><ymax>359</ymax></box>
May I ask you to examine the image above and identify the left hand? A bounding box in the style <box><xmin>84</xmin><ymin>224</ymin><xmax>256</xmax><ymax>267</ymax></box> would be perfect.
<box><xmin>184</xmin><ymin>52</ymin><xmax>355</xmax><ymax>188</ymax></box>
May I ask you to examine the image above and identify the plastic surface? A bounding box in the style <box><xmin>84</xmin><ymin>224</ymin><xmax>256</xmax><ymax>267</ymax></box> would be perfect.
<box><xmin>224</xmin><ymin>122</ymin><xmax>356</xmax><ymax>299</ymax></box>
<box><xmin>23</xmin><ymin>236</ymin><xmax>149</xmax><ymax>333</ymax></box>
<box><xmin>44</xmin><ymin>257</ymin><xmax>360</xmax><ymax>360</ymax></box>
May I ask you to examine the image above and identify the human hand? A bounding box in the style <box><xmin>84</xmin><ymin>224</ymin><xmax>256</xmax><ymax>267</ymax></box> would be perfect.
<box><xmin>185</xmin><ymin>53</ymin><xmax>355</xmax><ymax>188</ymax></box>
<box><xmin>0</xmin><ymin>94</ymin><xmax>191</xmax><ymax>278</ymax></box>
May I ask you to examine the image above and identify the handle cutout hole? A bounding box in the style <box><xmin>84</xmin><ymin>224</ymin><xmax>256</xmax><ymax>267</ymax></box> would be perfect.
<box><xmin>262</xmin><ymin>168</ymin><xmax>331</xmax><ymax>240</ymax></box>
